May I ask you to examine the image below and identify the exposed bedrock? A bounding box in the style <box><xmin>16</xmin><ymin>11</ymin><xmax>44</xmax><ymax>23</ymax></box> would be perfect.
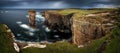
<box><xmin>73</xmin><ymin>11</ymin><xmax>118</xmax><ymax>46</ymax></box>
<box><xmin>42</xmin><ymin>11</ymin><xmax>74</xmax><ymax>32</ymax></box>
<box><xmin>42</xmin><ymin>10</ymin><xmax>117</xmax><ymax>46</ymax></box>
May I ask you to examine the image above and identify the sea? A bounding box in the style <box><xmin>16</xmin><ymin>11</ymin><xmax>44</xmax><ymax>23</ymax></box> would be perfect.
<box><xmin>0</xmin><ymin>9</ymin><xmax>72</xmax><ymax>42</ymax></box>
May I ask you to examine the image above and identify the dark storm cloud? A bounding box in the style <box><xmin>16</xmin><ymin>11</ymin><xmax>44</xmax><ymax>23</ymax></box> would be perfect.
<box><xmin>60</xmin><ymin>0</ymin><xmax>120</xmax><ymax>8</ymax></box>
<box><xmin>0</xmin><ymin>1</ymin><xmax>21</xmax><ymax>6</ymax></box>
<box><xmin>110</xmin><ymin>0</ymin><xmax>120</xmax><ymax>5</ymax></box>
<box><xmin>0</xmin><ymin>0</ymin><xmax>120</xmax><ymax>9</ymax></box>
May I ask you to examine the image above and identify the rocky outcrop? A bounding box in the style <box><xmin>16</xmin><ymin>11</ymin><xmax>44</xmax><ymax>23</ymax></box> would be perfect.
<box><xmin>28</xmin><ymin>10</ymin><xmax>36</xmax><ymax>27</ymax></box>
<box><xmin>0</xmin><ymin>24</ymin><xmax>19</xmax><ymax>52</ymax></box>
<box><xmin>23</xmin><ymin>42</ymin><xmax>46</xmax><ymax>48</ymax></box>
<box><xmin>42</xmin><ymin>9</ymin><xmax>118</xmax><ymax>46</ymax></box>
<box><xmin>72</xmin><ymin>11</ymin><xmax>117</xmax><ymax>46</ymax></box>
<box><xmin>42</xmin><ymin>11</ymin><xmax>74</xmax><ymax>32</ymax></box>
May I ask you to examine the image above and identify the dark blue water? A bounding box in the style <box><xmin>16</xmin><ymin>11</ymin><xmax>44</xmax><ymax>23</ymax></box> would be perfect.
<box><xmin>0</xmin><ymin>9</ymin><xmax>71</xmax><ymax>42</ymax></box>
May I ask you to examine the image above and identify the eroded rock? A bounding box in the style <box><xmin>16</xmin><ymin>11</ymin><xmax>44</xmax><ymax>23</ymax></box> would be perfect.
<box><xmin>42</xmin><ymin>11</ymin><xmax>74</xmax><ymax>32</ymax></box>
<box><xmin>72</xmin><ymin>11</ymin><xmax>117</xmax><ymax>45</ymax></box>
<box><xmin>28</xmin><ymin>10</ymin><xmax>36</xmax><ymax>27</ymax></box>
<box><xmin>42</xmin><ymin>10</ymin><xmax>117</xmax><ymax>46</ymax></box>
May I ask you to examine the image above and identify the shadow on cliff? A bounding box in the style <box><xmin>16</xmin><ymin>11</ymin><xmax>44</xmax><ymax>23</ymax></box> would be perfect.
<box><xmin>41</xmin><ymin>11</ymin><xmax>74</xmax><ymax>41</ymax></box>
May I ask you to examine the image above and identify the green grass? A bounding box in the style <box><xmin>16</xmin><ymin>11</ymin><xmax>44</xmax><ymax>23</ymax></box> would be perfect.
<box><xmin>103</xmin><ymin>9</ymin><xmax>120</xmax><ymax>53</ymax></box>
<box><xmin>0</xmin><ymin>8</ymin><xmax>120</xmax><ymax>53</ymax></box>
<box><xmin>103</xmin><ymin>26</ymin><xmax>120</xmax><ymax>53</ymax></box>
<box><xmin>0</xmin><ymin>24</ymin><xmax>16</xmax><ymax>53</ymax></box>
<box><xmin>21</xmin><ymin>25</ymin><xmax>120</xmax><ymax>53</ymax></box>
<box><xmin>21</xmin><ymin>8</ymin><xmax>120</xmax><ymax>53</ymax></box>
<box><xmin>103</xmin><ymin>37</ymin><xmax>120</xmax><ymax>53</ymax></box>
<box><xmin>21</xmin><ymin>36</ymin><xmax>107</xmax><ymax>53</ymax></box>
<box><xmin>49</xmin><ymin>8</ymin><xmax>114</xmax><ymax>15</ymax></box>
<box><xmin>22</xmin><ymin>42</ymin><xmax>78</xmax><ymax>53</ymax></box>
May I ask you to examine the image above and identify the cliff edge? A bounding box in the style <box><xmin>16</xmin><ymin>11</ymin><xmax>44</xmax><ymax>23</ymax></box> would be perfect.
<box><xmin>43</xmin><ymin>8</ymin><xmax>118</xmax><ymax>46</ymax></box>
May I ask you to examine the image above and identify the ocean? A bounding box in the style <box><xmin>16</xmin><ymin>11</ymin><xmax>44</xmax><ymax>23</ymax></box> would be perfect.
<box><xmin>0</xmin><ymin>9</ymin><xmax>72</xmax><ymax>42</ymax></box>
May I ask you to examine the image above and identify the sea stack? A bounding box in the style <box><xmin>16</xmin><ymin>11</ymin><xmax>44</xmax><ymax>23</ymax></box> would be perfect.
<box><xmin>28</xmin><ymin>10</ymin><xmax>36</xmax><ymax>27</ymax></box>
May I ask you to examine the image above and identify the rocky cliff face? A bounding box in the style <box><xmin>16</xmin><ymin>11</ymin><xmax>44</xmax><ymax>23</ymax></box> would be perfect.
<box><xmin>73</xmin><ymin>11</ymin><xmax>117</xmax><ymax>46</ymax></box>
<box><xmin>42</xmin><ymin>11</ymin><xmax>74</xmax><ymax>32</ymax></box>
<box><xmin>42</xmin><ymin>9</ymin><xmax>118</xmax><ymax>46</ymax></box>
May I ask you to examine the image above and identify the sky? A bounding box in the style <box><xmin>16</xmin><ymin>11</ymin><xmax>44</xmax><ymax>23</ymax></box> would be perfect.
<box><xmin>0</xmin><ymin>0</ymin><xmax>120</xmax><ymax>9</ymax></box>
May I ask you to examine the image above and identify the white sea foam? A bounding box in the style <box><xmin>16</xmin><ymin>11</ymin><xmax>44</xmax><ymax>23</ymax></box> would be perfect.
<box><xmin>19</xmin><ymin>24</ymin><xmax>39</xmax><ymax>32</ymax></box>
<box><xmin>16</xmin><ymin>21</ymin><xmax>22</xmax><ymax>24</ymax></box>
<box><xmin>54</xmin><ymin>35</ymin><xmax>59</xmax><ymax>38</ymax></box>
<box><xmin>17</xmin><ymin>34</ymin><xmax>21</xmax><ymax>36</ymax></box>
<box><xmin>26</xmin><ymin>12</ymin><xmax>45</xmax><ymax>22</ymax></box>
<box><xmin>45</xmin><ymin>27</ymin><xmax>51</xmax><ymax>32</ymax></box>
<box><xmin>25</xmin><ymin>31</ymin><xmax>34</xmax><ymax>36</ymax></box>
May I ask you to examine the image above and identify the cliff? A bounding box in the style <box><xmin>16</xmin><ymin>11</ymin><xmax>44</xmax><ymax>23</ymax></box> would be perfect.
<box><xmin>0</xmin><ymin>8</ymin><xmax>120</xmax><ymax>53</ymax></box>
<box><xmin>43</xmin><ymin>9</ymin><xmax>118</xmax><ymax>46</ymax></box>
<box><xmin>22</xmin><ymin>9</ymin><xmax>120</xmax><ymax>53</ymax></box>
<box><xmin>72</xmin><ymin>10</ymin><xmax>118</xmax><ymax>46</ymax></box>
<box><xmin>42</xmin><ymin>11</ymin><xmax>74</xmax><ymax>32</ymax></box>
<box><xmin>0</xmin><ymin>24</ymin><xmax>16</xmax><ymax>53</ymax></box>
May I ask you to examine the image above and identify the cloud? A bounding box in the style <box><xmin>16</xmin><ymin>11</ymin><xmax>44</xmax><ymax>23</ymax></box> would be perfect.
<box><xmin>93</xmin><ymin>4</ymin><xmax>118</xmax><ymax>8</ymax></box>
<box><xmin>99</xmin><ymin>0</ymin><xmax>110</xmax><ymax>2</ymax></box>
<box><xmin>1</xmin><ymin>1</ymin><xmax>69</xmax><ymax>9</ymax></box>
<box><xmin>48</xmin><ymin>1</ymin><xmax>68</xmax><ymax>8</ymax></box>
<box><xmin>0</xmin><ymin>0</ymin><xmax>120</xmax><ymax>9</ymax></box>
<box><xmin>53</xmin><ymin>2</ymin><xmax>64</xmax><ymax>7</ymax></box>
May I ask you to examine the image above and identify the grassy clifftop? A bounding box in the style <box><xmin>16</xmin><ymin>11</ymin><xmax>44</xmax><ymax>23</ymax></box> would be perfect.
<box><xmin>48</xmin><ymin>8</ymin><xmax>116</xmax><ymax>18</ymax></box>
<box><xmin>22</xmin><ymin>8</ymin><xmax>120</xmax><ymax>53</ymax></box>
<box><xmin>0</xmin><ymin>24</ymin><xmax>16</xmax><ymax>53</ymax></box>
<box><xmin>0</xmin><ymin>8</ymin><xmax>120</xmax><ymax>53</ymax></box>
